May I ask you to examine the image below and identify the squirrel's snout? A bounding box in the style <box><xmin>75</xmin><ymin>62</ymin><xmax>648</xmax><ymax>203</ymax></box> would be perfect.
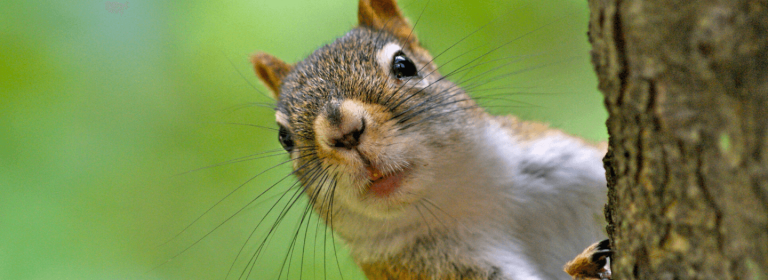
<box><xmin>331</xmin><ymin>118</ymin><xmax>366</xmax><ymax>149</ymax></box>
<box><xmin>315</xmin><ymin>100</ymin><xmax>369</xmax><ymax>151</ymax></box>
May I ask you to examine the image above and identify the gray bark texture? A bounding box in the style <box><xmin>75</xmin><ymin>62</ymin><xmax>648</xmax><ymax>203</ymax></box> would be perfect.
<box><xmin>587</xmin><ymin>0</ymin><xmax>768</xmax><ymax>279</ymax></box>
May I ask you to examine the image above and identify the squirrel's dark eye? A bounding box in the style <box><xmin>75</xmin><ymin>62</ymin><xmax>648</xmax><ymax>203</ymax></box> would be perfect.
<box><xmin>392</xmin><ymin>51</ymin><xmax>418</xmax><ymax>78</ymax></box>
<box><xmin>278</xmin><ymin>126</ymin><xmax>294</xmax><ymax>152</ymax></box>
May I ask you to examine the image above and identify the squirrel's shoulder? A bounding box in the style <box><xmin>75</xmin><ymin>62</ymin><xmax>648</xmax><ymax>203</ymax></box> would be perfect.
<box><xmin>490</xmin><ymin>115</ymin><xmax>607</xmax><ymax>152</ymax></box>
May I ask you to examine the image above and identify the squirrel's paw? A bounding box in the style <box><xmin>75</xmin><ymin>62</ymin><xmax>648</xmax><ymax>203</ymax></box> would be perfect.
<box><xmin>563</xmin><ymin>239</ymin><xmax>612</xmax><ymax>280</ymax></box>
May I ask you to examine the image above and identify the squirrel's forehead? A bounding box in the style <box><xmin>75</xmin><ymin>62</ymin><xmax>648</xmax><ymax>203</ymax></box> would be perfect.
<box><xmin>315</xmin><ymin>28</ymin><xmax>398</xmax><ymax>60</ymax></box>
<box><xmin>275</xmin><ymin>29</ymin><xmax>403</xmax><ymax>124</ymax></box>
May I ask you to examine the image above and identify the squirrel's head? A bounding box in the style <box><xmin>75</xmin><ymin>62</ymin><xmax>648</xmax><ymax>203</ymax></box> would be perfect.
<box><xmin>250</xmin><ymin>0</ymin><xmax>482</xmax><ymax>221</ymax></box>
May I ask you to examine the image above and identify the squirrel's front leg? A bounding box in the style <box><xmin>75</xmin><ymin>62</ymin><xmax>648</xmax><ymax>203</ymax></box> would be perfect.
<box><xmin>564</xmin><ymin>239</ymin><xmax>612</xmax><ymax>280</ymax></box>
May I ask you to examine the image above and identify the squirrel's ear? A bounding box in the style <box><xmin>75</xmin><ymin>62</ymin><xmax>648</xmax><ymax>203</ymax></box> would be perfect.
<box><xmin>250</xmin><ymin>52</ymin><xmax>293</xmax><ymax>99</ymax></box>
<box><xmin>358</xmin><ymin>0</ymin><xmax>416</xmax><ymax>43</ymax></box>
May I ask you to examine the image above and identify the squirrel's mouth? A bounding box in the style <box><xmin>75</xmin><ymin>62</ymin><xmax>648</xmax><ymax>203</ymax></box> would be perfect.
<box><xmin>365</xmin><ymin>165</ymin><xmax>411</xmax><ymax>197</ymax></box>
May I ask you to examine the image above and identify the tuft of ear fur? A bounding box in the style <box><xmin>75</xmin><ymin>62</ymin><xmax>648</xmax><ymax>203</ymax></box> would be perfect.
<box><xmin>250</xmin><ymin>52</ymin><xmax>293</xmax><ymax>99</ymax></box>
<box><xmin>358</xmin><ymin>0</ymin><xmax>416</xmax><ymax>43</ymax></box>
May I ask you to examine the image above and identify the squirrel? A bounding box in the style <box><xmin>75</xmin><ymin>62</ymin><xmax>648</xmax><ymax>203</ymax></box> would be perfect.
<box><xmin>250</xmin><ymin>0</ymin><xmax>612</xmax><ymax>279</ymax></box>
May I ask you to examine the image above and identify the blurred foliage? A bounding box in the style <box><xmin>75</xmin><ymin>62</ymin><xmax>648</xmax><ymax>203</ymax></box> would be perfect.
<box><xmin>0</xmin><ymin>0</ymin><xmax>605</xmax><ymax>279</ymax></box>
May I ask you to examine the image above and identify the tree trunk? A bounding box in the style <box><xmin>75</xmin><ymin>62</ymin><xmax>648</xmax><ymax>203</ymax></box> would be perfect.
<box><xmin>587</xmin><ymin>0</ymin><xmax>768</xmax><ymax>279</ymax></box>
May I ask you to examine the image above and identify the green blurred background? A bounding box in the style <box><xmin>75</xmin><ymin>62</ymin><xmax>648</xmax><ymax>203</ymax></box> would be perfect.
<box><xmin>0</xmin><ymin>0</ymin><xmax>605</xmax><ymax>279</ymax></box>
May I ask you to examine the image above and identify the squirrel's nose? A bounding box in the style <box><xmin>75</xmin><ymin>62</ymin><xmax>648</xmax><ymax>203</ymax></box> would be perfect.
<box><xmin>330</xmin><ymin>118</ymin><xmax>366</xmax><ymax>149</ymax></box>
<box><xmin>316</xmin><ymin>100</ymin><xmax>368</xmax><ymax>150</ymax></box>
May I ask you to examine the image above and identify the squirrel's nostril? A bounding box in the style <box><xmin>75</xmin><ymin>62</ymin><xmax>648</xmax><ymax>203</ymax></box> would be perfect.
<box><xmin>353</xmin><ymin>118</ymin><xmax>366</xmax><ymax>140</ymax></box>
<box><xmin>331</xmin><ymin>118</ymin><xmax>366</xmax><ymax>149</ymax></box>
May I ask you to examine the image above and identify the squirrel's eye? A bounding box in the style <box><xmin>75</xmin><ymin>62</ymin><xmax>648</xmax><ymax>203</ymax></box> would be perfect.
<box><xmin>392</xmin><ymin>51</ymin><xmax>418</xmax><ymax>78</ymax></box>
<box><xmin>278</xmin><ymin>126</ymin><xmax>294</xmax><ymax>152</ymax></box>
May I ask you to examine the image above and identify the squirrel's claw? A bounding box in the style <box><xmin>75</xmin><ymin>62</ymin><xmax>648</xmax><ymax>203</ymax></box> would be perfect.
<box><xmin>590</xmin><ymin>239</ymin><xmax>612</xmax><ymax>265</ymax></box>
<box><xmin>564</xmin><ymin>239</ymin><xmax>612</xmax><ymax>280</ymax></box>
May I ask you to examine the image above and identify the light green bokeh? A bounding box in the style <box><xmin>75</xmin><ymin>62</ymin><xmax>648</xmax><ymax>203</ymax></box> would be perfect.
<box><xmin>0</xmin><ymin>0</ymin><xmax>606</xmax><ymax>279</ymax></box>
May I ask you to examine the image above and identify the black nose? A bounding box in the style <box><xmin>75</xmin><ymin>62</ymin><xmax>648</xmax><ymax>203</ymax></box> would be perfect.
<box><xmin>331</xmin><ymin>118</ymin><xmax>366</xmax><ymax>149</ymax></box>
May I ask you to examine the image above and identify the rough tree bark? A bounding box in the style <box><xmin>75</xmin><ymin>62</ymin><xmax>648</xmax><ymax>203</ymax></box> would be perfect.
<box><xmin>587</xmin><ymin>0</ymin><xmax>768</xmax><ymax>279</ymax></box>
